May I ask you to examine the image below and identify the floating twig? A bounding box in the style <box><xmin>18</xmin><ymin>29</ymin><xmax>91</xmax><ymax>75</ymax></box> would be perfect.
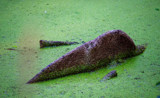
<box><xmin>40</xmin><ymin>40</ymin><xmax>79</xmax><ymax>48</ymax></box>
<box><xmin>102</xmin><ymin>70</ymin><xmax>117</xmax><ymax>80</ymax></box>
<box><xmin>5</xmin><ymin>48</ymin><xmax>16</xmax><ymax>50</ymax></box>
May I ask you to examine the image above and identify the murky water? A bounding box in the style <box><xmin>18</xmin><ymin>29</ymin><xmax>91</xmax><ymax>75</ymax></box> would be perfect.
<box><xmin>0</xmin><ymin>0</ymin><xmax>160</xmax><ymax>97</ymax></box>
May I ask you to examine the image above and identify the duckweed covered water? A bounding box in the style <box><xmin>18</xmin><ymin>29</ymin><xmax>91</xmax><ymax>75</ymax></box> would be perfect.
<box><xmin>0</xmin><ymin>0</ymin><xmax>160</xmax><ymax>97</ymax></box>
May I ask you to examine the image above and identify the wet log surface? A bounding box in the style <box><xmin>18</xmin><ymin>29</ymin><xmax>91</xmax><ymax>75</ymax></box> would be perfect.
<box><xmin>27</xmin><ymin>30</ymin><xmax>146</xmax><ymax>84</ymax></box>
<box><xmin>40</xmin><ymin>40</ymin><xmax>79</xmax><ymax>48</ymax></box>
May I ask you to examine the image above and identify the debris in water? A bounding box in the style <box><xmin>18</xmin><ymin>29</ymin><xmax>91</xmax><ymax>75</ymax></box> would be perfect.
<box><xmin>40</xmin><ymin>40</ymin><xmax>79</xmax><ymax>48</ymax></box>
<box><xmin>6</xmin><ymin>48</ymin><xmax>16</xmax><ymax>50</ymax></box>
<box><xmin>102</xmin><ymin>70</ymin><xmax>117</xmax><ymax>80</ymax></box>
<box><xmin>27</xmin><ymin>30</ymin><xmax>146</xmax><ymax>84</ymax></box>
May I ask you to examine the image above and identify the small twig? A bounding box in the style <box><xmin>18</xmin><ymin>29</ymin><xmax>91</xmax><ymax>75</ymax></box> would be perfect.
<box><xmin>40</xmin><ymin>40</ymin><xmax>79</xmax><ymax>48</ymax></box>
<box><xmin>5</xmin><ymin>48</ymin><xmax>16</xmax><ymax>50</ymax></box>
<box><xmin>102</xmin><ymin>70</ymin><xmax>117</xmax><ymax>80</ymax></box>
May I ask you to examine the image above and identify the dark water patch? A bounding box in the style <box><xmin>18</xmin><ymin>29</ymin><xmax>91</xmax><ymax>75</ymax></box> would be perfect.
<box><xmin>5</xmin><ymin>48</ymin><xmax>16</xmax><ymax>50</ymax></box>
<box><xmin>155</xmin><ymin>8</ymin><xmax>159</xmax><ymax>11</ymax></box>
<box><xmin>134</xmin><ymin>77</ymin><xmax>141</xmax><ymax>80</ymax></box>
<box><xmin>156</xmin><ymin>81</ymin><xmax>160</xmax><ymax>86</ymax></box>
<box><xmin>1</xmin><ymin>36</ymin><xmax>6</xmax><ymax>38</ymax></box>
<box><xmin>81</xmin><ymin>41</ymin><xmax>85</xmax><ymax>44</ymax></box>
<box><xmin>152</xmin><ymin>73</ymin><xmax>157</xmax><ymax>76</ymax></box>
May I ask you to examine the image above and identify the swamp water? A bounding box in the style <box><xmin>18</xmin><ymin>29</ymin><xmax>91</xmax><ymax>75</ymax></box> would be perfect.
<box><xmin>0</xmin><ymin>0</ymin><xmax>160</xmax><ymax>97</ymax></box>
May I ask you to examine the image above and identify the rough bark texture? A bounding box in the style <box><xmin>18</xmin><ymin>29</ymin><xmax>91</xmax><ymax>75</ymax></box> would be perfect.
<box><xmin>27</xmin><ymin>30</ymin><xmax>146</xmax><ymax>84</ymax></box>
<box><xmin>40</xmin><ymin>40</ymin><xmax>79</xmax><ymax>48</ymax></box>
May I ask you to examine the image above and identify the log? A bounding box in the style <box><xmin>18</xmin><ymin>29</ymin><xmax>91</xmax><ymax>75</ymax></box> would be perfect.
<box><xmin>40</xmin><ymin>40</ymin><xmax>79</xmax><ymax>48</ymax></box>
<box><xmin>27</xmin><ymin>30</ymin><xmax>146</xmax><ymax>83</ymax></box>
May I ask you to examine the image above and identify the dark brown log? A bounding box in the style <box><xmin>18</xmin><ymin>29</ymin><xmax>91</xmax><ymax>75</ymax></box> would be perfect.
<box><xmin>40</xmin><ymin>40</ymin><xmax>79</xmax><ymax>48</ymax></box>
<box><xmin>27</xmin><ymin>30</ymin><xmax>146</xmax><ymax>84</ymax></box>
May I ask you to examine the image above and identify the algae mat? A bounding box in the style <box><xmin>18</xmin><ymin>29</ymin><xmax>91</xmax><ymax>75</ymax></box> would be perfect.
<box><xmin>0</xmin><ymin>0</ymin><xmax>160</xmax><ymax>97</ymax></box>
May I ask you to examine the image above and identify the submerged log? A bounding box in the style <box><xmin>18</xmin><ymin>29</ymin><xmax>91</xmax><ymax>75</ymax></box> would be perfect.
<box><xmin>102</xmin><ymin>70</ymin><xmax>117</xmax><ymax>80</ymax></box>
<box><xmin>40</xmin><ymin>40</ymin><xmax>79</xmax><ymax>48</ymax></box>
<box><xmin>27</xmin><ymin>30</ymin><xmax>146</xmax><ymax>84</ymax></box>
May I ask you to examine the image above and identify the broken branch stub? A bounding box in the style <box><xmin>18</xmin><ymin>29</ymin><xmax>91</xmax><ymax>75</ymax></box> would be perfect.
<box><xmin>102</xmin><ymin>70</ymin><xmax>117</xmax><ymax>80</ymax></box>
<box><xmin>27</xmin><ymin>30</ymin><xmax>146</xmax><ymax>84</ymax></box>
<box><xmin>40</xmin><ymin>40</ymin><xmax>79</xmax><ymax>48</ymax></box>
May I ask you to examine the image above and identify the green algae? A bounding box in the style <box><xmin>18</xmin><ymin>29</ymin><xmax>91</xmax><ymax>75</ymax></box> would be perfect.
<box><xmin>0</xmin><ymin>0</ymin><xmax>160</xmax><ymax>98</ymax></box>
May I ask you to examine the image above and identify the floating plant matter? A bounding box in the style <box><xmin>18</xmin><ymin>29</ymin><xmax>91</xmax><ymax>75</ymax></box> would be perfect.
<box><xmin>27</xmin><ymin>30</ymin><xmax>146</xmax><ymax>84</ymax></box>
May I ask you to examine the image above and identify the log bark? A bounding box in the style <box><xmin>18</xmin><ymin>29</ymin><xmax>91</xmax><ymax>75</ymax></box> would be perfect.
<box><xmin>27</xmin><ymin>30</ymin><xmax>146</xmax><ymax>84</ymax></box>
<box><xmin>40</xmin><ymin>40</ymin><xmax>79</xmax><ymax>48</ymax></box>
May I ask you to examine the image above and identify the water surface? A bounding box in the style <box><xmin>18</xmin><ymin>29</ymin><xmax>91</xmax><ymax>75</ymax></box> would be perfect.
<box><xmin>0</xmin><ymin>0</ymin><xmax>160</xmax><ymax>97</ymax></box>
